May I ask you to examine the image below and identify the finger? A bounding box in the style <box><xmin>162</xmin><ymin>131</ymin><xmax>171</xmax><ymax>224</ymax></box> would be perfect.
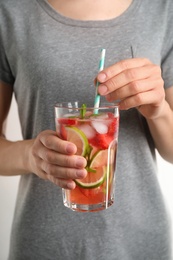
<box><xmin>119</xmin><ymin>89</ymin><xmax>164</xmax><ymax>110</ymax></box>
<box><xmin>33</xmin><ymin>159</ymin><xmax>79</xmax><ymax>189</ymax></box>
<box><xmin>47</xmin><ymin>175</ymin><xmax>76</xmax><ymax>190</ymax></box>
<box><xmin>43</xmin><ymin>164</ymin><xmax>87</xmax><ymax>189</ymax></box>
<box><xmin>105</xmin><ymin>78</ymin><xmax>162</xmax><ymax>102</ymax></box>
<box><xmin>42</xmin><ymin>162</ymin><xmax>87</xmax><ymax>179</ymax></box>
<box><xmin>39</xmin><ymin>147</ymin><xmax>87</xmax><ymax>168</ymax></box>
<box><xmin>97</xmin><ymin>58</ymin><xmax>152</xmax><ymax>83</ymax></box>
<box><xmin>39</xmin><ymin>132</ymin><xmax>77</xmax><ymax>155</ymax></box>
<box><xmin>98</xmin><ymin>64</ymin><xmax>160</xmax><ymax>96</ymax></box>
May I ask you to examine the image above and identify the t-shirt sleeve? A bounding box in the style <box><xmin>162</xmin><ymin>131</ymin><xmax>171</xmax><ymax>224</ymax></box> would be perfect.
<box><xmin>161</xmin><ymin>3</ymin><xmax>173</xmax><ymax>89</ymax></box>
<box><xmin>0</xmin><ymin>43</ymin><xmax>15</xmax><ymax>85</ymax></box>
<box><xmin>161</xmin><ymin>42</ymin><xmax>173</xmax><ymax>89</ymax></box>
<box><xmin>0</xmin><ymin>2</ymin><xmax>14</xmax><ymax>85</ymax></box>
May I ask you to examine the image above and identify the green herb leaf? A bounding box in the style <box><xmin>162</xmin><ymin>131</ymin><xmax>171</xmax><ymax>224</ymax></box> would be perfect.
<box><xmin>80</xmin><ymin>104</ymin><xmax>87</xmax><ymax>119</ymax></box>
<box><xmin>85</xmin><ymin>166</ymin><xmax>97</xmax><ymax>173</ymax></box>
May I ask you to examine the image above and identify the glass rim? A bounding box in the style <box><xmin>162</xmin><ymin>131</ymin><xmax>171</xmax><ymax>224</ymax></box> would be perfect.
<box><xmin>54</xmin><ymin>101</ymin><xmax>119</xmax><ymax>110</ymax></box>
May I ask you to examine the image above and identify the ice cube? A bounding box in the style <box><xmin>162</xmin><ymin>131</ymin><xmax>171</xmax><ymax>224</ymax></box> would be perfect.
<box><xmin>95</xmin><ymin>113</ymin><xmax>109</xmax><ymax>119</ymax></box>
<box><xmin>78</xmin><ymin>124</ymin><xmax>96</xmax><ymax>139</ymax></box>
<box><xmin>91</xmin><ymin>121</ymin><xmax>108</xmax><ymax>134</ymax></box>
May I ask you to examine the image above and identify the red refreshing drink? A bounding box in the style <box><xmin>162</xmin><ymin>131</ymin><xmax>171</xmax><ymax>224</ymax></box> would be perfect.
<box><xmin>55</xmin><ymin>102</ymin><xmax>119</xmax><ymax>212</ymax></box>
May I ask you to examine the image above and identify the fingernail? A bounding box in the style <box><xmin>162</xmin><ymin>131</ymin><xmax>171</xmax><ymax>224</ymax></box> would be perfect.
<box><xmin>66</xmin><ymin>144</ymin><xmax>75</xmax><ymax>154</ymax></box>
<box><xmin>67</xmin><ymin>182</ymin><xmax>76</xmax><ymax>190</ymax></box>
<box><xmin>98</xmin><ymin>85</ymin><xmax>108</xmax><ymax>95</ymax></box>
<box><xmin>76</xmin><ymin>158</ymin><xmax>85</xmax><ymax>168</ymax></box>
<box><xmin>98</xmin><ymin>73</ymin><xmax>107</xmax><ymax>82</ymax></box>
<box><xmin>76</xmin><ymin>169</ymin><xmax>87</xmax><ymax>178</ymax></box>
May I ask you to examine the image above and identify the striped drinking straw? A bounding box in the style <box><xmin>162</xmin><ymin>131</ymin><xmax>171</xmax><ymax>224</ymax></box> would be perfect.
<box><xmin>94</xmin><ymin>48</ymin><xmax>106</xmax><ymax>114</ymax></box>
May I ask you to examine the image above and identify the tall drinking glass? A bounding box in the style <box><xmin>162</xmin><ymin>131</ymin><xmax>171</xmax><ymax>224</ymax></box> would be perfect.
<box><xmin>55</xmin><ymin>102</ymin><xmax>119</xmax><ymax>212</ymax></box>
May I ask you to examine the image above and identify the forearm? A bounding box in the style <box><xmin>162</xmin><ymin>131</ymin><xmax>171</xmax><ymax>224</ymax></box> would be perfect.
<box><xmin>147</xmin><ymin>101</ymin><xmax>173</xmax><ymax>164</ymax></box>
<box><xmin>0</xmin><ymin>137</ymin><xmax>33</xmax><ymax>176</ymax></box>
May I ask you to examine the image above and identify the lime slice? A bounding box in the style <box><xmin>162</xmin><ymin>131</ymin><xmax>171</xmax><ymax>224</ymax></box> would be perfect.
<box><xmin>90</xmin><ymin>149</ymin><xmax>108</xmax><ymax>168</ymax></box>
<box><xmin>65</xmin><ymin>126</ymin><xmax>88</xmax><ymax>156</ymax></box>
<box><xmin>75</xmin><ymin>166</ymin><xmax>106</xmax><ymax>189</ymax></box>
<box><xmin>90</xmin><ymin>147</ymin><xmax>116</xmax><ymax>168</ymax></box>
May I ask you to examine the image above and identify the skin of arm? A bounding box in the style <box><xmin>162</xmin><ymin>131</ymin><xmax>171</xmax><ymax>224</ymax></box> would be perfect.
<box><xmin>97</xmin><ymin>58</ymin><xmax>173</xmax><ymax>164</ymax></box>
<box><xmin>146</xmin><ymin>87</ymin><xmax>173</xmax><ymax>163</ymax></box>
<box><xmin>0</xmin><ymin>82</ymin><xmax>34</xmax><ymax>176</ymax></box>
<box><xmin>0</xmin><ymin>81</ymin><xmax>87</xmax><ymax>189</ymax></box>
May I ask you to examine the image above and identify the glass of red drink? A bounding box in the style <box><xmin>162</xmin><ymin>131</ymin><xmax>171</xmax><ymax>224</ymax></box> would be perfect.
<box><xmin>55</xmin><ymin>102</ymin><xmax>119</xmax><ymax>212</ymax></box>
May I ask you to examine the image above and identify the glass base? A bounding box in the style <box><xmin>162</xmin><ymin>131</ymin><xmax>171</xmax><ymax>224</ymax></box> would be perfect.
<box><xmin>63</xmin><ymin>199</ymin><xmax>114</xmax><ymax>212</ymax></box>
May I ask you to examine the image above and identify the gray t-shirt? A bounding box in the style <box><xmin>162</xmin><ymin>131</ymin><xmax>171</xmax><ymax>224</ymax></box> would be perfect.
<box><xmin>1</xmin><ymin>0</ymin><xmax>173</xmax><ymax>259</ymax></box>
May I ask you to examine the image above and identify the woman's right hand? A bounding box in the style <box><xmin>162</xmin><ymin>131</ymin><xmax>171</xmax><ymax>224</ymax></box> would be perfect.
<box><xmin>27</xmin><ymin>130</ymin><xmax>87</xmax><ymax>189</ymax></box>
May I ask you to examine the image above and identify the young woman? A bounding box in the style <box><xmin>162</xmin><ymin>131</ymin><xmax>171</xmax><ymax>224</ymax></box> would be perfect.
<box><xmin>0</xmin><ymin>0</ymin><xmax>173</xmax><ymax>259</ymax></box>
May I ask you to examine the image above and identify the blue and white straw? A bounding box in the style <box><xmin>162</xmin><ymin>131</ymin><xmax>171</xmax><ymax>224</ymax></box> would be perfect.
<box><xmin>94</xmin><ymin>48</ymin><xmax>106</xmax><ymax>114</ymax></box>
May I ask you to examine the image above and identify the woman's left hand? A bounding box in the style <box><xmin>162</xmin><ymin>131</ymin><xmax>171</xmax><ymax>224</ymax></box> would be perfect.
<box><xmin>97</xmin><ymin>58</ymin><xmax>165</xmax><ymax>119</ymax></box>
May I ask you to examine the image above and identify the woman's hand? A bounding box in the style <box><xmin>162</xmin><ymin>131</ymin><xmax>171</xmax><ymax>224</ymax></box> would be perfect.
<box><xmin>27</xmin><ymin>130</ymin><xmax>87</xmax><ymax>189</ymax></box>
<box><xmin>97</xmin><ymin>58</ymin><xmax>165</xmax><ymax>119</ymax></box>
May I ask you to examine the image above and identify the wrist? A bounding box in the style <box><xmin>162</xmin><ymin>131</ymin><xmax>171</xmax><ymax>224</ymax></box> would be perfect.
<box><xmin>22</xmin><ymin>139</ymin><xmax>35</xmax><ymax>173</ymax></box>
<box><xmin>147</xmin><ymin>100</ymin><xmax>171</xmax><ymax>122</ymax></box>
